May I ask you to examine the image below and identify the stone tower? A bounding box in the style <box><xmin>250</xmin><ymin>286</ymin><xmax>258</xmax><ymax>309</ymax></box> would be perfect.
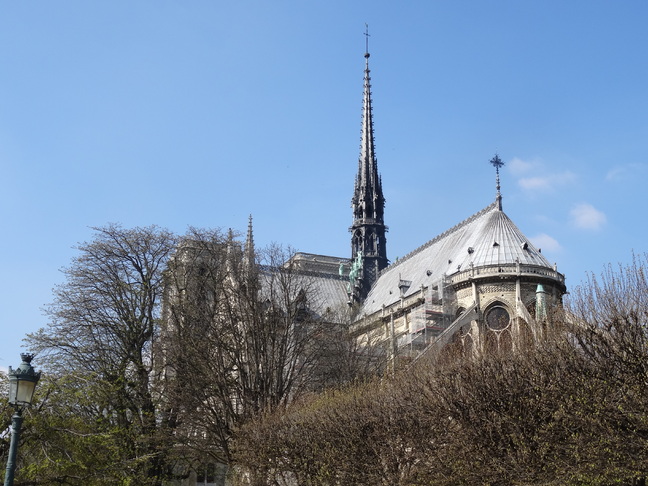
<box><xmin>349</xmin><ymin>44</ymin><xmax>388</xmax><ymax>303</ymax></box>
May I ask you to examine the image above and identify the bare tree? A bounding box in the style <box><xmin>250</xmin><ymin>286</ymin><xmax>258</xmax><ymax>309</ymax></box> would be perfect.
<box><xmin>233</xmin><ymin>366</ymin><xmax>458</xmax><ymax>486</ymax></box>
<box><xmin>27</xmin><ymin>224</ymin><xmax>179</xmax><ymax>484</ymax></box>
<box><xmin>161</xmin><ymin>229</ymin><xmax>356</xmax><ymax>471</ymax></box>
<box><xmin>559</xmin><ymin>254</ymin><xmax>648</xmax><ymax>484</ymax></box>
<box><xmin>233</xmin><ymin>254</ymin><xmax>648</xmax><ymax>485</ymax></box>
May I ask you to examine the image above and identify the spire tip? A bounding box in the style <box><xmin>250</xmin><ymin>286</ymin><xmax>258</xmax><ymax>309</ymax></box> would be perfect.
<box><xmin>364</xmin><ymin>23</ymin><xmax>370</xmax><ymax>58</ymax></box>
<box><xmin>489</xmin><ymin>154</ymin><xmax>505</xmax><ymax>210</ymax></box>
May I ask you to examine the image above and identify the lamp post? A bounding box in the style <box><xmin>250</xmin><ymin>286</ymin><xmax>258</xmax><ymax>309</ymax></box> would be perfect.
<box><xmin>4</xmin><ymin>354</ymin><xmax>40</xmax><ymax>486</ymax></box>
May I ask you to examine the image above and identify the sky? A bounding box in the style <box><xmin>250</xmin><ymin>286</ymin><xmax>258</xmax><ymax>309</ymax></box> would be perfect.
<box><xmin>1</xmin><ymin>1</ymin><xmax>647</xmax><ymax>371</ymax></box>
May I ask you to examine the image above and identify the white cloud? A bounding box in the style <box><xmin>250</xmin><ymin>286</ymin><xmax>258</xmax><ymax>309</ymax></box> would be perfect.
<box><xmin>518</xmin><ymin>171</ymin><xmax>576</xmax><ymax>192</ymax></box>
<box><xmin>570</xmin><ymin>203</ymin><xmax>607</xmax><ymax>230</ymax></box>
<box><xmin>508</xmin><ymin>157</ymin><xmax>539</xmax><ymax>176</ymax></box>
<box><xmin>509</xmin><ymin>157</ymin><xmax>577</xmax><ymax>193</ymax></box>
<box><xmin>519</xmin><ymin>176</ymin><xmax>551</xmax><ymax>190</ymax></box>
<box><xmin>529</xmin><ymin>233</ymin><xmax>562</xmax><ymax>253</ymax></box>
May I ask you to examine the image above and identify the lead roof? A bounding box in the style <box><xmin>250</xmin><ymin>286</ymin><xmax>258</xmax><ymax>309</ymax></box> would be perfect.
<box><xmin>359</xmin><ymin>202</ymin><xmax>558</xmax><ymax>316</ymax></box>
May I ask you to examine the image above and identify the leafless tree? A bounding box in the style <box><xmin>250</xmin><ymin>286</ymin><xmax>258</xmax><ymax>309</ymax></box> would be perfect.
<box><xmin>233</xmin><ymin>254</ymin><xmax>648</xmax><ymax>485</ymax></box>
<box><xmin>559</xmin><ymin>254</ymin><xmax>648</xmax><ymax>484</ymax></box>
<box><xmin>161</xmin><ymin>229</ymin><xmax>362</xmax><ymax>472</ymax></box>
<box><xmin>27</xmin><ymin>224</ymin><xmax>179</xmax><ymax>484</ymax></box>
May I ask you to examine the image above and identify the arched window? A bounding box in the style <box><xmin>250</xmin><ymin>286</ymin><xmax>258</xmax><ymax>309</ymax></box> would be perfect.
<box><xmin>484</xmin><ymin>303</ymin><xmax>513</xmax><ymax>354</ymax></box>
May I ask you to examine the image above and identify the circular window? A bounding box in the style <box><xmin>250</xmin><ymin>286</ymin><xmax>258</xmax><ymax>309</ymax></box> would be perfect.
<box><xmin>486</xmin><ymin>306</ymin><xmax>510</xmax><ymax>331</ymax></box>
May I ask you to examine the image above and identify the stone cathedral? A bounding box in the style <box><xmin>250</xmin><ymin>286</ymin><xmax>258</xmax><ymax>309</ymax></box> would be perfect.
<box><xmin>286</xmin><ymin>45</ymin><xmax>567</xmax><ymax>362</ymax></box>
<box><xmin>164</xmin><ymin>43</ymin><xmax>569</xmax><ymax>486</ymax></box>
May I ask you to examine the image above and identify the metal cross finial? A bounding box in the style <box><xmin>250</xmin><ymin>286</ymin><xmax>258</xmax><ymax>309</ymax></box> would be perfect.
<box><xmin>490</xmin><ymin>154</ymin><xmax>505</xmax><ymax>209</ymax></box>
<box><xmin>364</xmin><ymin>24</ymin><xmax>370</xmax><ymax>57</ymax></box>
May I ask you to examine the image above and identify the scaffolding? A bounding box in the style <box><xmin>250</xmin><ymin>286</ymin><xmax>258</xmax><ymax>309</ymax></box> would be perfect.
<box><xmin>403</xmin><ymin>278</ymin><xmax>456</xmax><ymax>355</ymax></box>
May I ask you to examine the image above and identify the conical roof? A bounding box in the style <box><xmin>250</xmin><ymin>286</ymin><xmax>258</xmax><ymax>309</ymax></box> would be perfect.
<box><xmin>451</xmin><ymin>206</ymin><xmax>550</xmax><ymax>269</ymax></box>
<box><xmin>359</xmin><ymin>202</ymin><xmax>563</xmax><ymax>315</ymax></box>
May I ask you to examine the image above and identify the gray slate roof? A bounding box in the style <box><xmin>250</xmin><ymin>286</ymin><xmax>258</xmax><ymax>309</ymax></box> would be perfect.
<box><xmin>286</xmin><ymin>252</ymin><xmax>351</xmax><ymax>315</ymax></box>
<box><xmin>306</xmin><ymin>273</ymin><xmax>350</xmax><ymax>316</ymax></box>
<box><xmin>258</xmin><ymin>266</ymin><xmax>349</xmax><ymax>320</ymax></box>
<box><xmin>359</xmin><ymin>202</ymin><xmax>555</xmax><ymax>315</ymax></box>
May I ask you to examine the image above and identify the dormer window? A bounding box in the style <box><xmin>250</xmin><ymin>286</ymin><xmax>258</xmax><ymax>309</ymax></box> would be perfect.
<box><xmin>522</xmin><ymin>242</ymin><xmax>529</xmax><ymax>250</ymax></box>
<box><xmin>493</xmin><ymin>241</ymin><xmax>499</xmax><ymax>247</ymax></box>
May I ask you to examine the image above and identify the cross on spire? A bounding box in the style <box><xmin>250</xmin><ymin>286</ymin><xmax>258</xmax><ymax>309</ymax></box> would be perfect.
<box><xmin>490</xmin><ymin>154</ymin><xmax>505</xmax><ymax>210</ymax></box>
<box><xmin>364</xmin><ymin>24</ymin><xmax>370</xmax><ymax>58</ymax></box>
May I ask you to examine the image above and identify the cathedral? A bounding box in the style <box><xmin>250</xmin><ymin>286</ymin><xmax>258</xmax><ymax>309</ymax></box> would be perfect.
<box><xmin>288</xmin><ymin>45</ymin><xmax>567</xmax><ymax>362</ymax></box>
<box><xmin>164</xmin><ymin>43</ymin><xmax>568</xmax><ymax>386</ymax></box>
<box><xmin>164</xmin><ymin>43</ymin><xmax>569</xmax><ymax>486</ymax></box>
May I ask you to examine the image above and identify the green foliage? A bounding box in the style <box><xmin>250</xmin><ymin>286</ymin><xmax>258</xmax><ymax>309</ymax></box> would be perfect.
<box><xmin>7</xmin><ymin>225</ymin><xmax>358</xmax><ymax>484</ymax></box>
<box><xmin>18</xmin><ymin>225</ymin><xmax>182</xmax><ymax>485</ymax></box>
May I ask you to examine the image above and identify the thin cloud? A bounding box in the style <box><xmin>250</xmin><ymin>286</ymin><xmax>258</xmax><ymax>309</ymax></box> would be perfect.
<box><xmin>508</xmin><ymin>157</ymin><xmax>539</xmax><ymax>176</ymax></box>
<box><xmin>519</xmin><ymin>176</ymin><xmax>552</xmax><ymax>190</ymax></box>
<box><xmin>530</xmin><ymin>233</ymin><xmax>562</xmax><ymax>253</ymax></box>
<box><xmin>509</xmin><ymin>157</ymin><xmax>576</xmax><ymax>193</ymax></box>
<box><xmin>518</xmin><ymin>171</ymin><xmax>576</xmax><ymax>192</ymax></box>
<box><xmin>606</xmin><ymin>163</ymin><xmax>645</xmax><ymax>182</ymax></box>
<box><xmin>570</xmin><ymin>203</ymin><xmax>606</xmax><ymax>230</ymax></box>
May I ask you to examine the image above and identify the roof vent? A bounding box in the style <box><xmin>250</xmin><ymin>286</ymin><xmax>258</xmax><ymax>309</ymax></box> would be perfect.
<box><xmin>426</xmin><ymin>270</ymin><xmax>432</xmax><ymax>276</ymax></box>
<box><xmin>467</xmin><ymin>247</ymin><xmax>474</xmax><ymax>254</ymax></box>
<box><xmin>448</xmin><ymin>259</ymin><xmax>452</xmax><ymax>264</ymax></box>
<box><xmin>522</xmin><ymin>242</ymin><xmax>529</xmax><ymax>250</ymax></box>
<box><xmin>493</xmin><ymin>241</ymin><xmax>499</xmax><ymax>247</ymax></box>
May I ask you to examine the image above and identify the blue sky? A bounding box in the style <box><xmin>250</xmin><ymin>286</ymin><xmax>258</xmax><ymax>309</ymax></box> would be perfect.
<box><xmin>1</xmin><ymin>1</ymin><xmax>647</xmax><ymax>370</ymax></box>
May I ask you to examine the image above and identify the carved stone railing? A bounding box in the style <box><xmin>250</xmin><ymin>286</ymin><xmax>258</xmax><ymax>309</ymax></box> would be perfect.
<box><xmin>447</xmin><ymin>263</ymin><xmax>565</xmax><ymax>287</ymax></box>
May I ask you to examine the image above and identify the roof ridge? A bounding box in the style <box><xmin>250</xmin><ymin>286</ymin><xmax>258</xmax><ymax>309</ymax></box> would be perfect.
<box><xmin>294</xmin><ymin>269</ymin><xmax>349</xmax><ymax>281</ymax></box>
<box><xmin>380</xmin><ymin>201</ymin><xmax>498</xmax><ymax>275</ymax></box>
<box><xmin>261</xmin><ymin>265</ymin><xmax>347</xmax><ymax>280</ymax></box>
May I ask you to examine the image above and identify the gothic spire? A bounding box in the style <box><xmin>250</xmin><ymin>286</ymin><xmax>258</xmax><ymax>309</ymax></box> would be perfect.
<box><xmin>242</xmin><ymin>215</ymin><xmax>259</xmax><ymax>291</ymax></box>
<box><xmin>354</xmin><ymin>25</ymin><xmax>383</xmax><ymax>216</ymax></box>
<box><xmin>225</xmin><ymin>227</ymin><xmax>236</xmax><ymax>276</ymax></box>
<box><xmin>244</xmin><ymin>214</ymin><xmax>255</xmax><ymax>264</ymax></box>
<box><xmin>350</xmin><ymin>27</ymin><xmax>388</xmax><ymax>303</ymax></box>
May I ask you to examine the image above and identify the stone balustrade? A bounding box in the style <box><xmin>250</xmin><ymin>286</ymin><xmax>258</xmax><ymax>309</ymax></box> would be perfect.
<box><xmin>448</xmin><ymin>263</ymin><xmax>565</xmax><ymax>286</ymax></box>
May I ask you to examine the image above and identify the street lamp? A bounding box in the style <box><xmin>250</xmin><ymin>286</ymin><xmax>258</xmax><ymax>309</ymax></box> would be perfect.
<box><xmin>4</xmin><ymin>354</ymin><xmax>40</xmax><ymax>486</ymax></box>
